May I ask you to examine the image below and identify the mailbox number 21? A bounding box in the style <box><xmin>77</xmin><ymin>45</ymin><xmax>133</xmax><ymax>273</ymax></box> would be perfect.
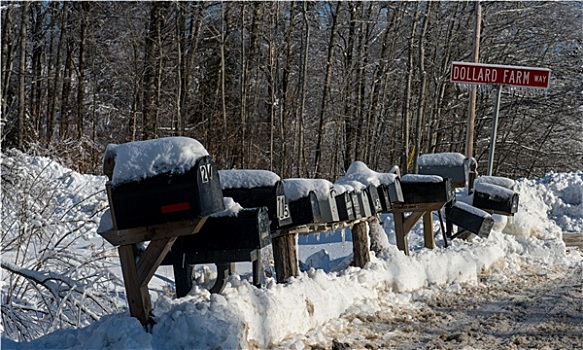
<box><xmin>199</xmin><ymin>164</ymin><xmax>213</xmax><ymax>183</ymax></box>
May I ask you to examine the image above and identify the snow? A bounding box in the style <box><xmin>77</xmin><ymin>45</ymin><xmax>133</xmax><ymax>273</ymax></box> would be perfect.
<box><xmin>474</xmin><ymin>182</ymin><xmax>516</xmax><ymax>199</ymax></box>
<box><xmin>452</xmin><ymin>201</ymin><xmax>492</xmax><ymax>219</ymax></box>
<box><xmin>2</xmin><ymin>151</ymin><xmax>582</xmax><ymax>349</ymax></box>
<box><xmin>418</xmin><ymin>152</ymin><xmax>466</xmax><ymax>167</ymax></box>
<box><xmin>475</xmin><ymin>175</ymin><xmax>516</xmax><ymax>190</ymax></box>
<box><xmin>334</xmin><ymin>161</ymin><xmax>401</xmax><ymax>195</ymax></box>
<box><xmin>401</xmin><ymin>173</ymin><xmax>444</xmax><ymax>183</ymax></box>
<box><xmin>282</xmin><ymin>178</ymin><xmax>335</xmax><ymax>202</ymax></box>
<box><xmin>105</xmin><ymin>137</ymin><xmax>209</xmax><ymax>186</ymax></box>
<box><xmin>218</xmin><ymin>169</ymin><xmax>280</xmax><ymax>190</ymax></box>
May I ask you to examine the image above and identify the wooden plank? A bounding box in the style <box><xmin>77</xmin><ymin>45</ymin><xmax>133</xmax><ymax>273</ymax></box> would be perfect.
<box><xmin>272</xmin><ymin>233</ymin><xmax>298</xmax><ymax>283</ymax></box>
<box><xmin>352</xmin><ymin>221</ymin><xmax>370</xmax><ymax>268</ymax></box>
<box><xmin>393</xmin><ymin>212</ymin><xmax>409</xmax><ymax>256</ymax></box>
<box><xmin>118</xmin><ymin>244</ymin><xmax>151</xmax><ymax>325</ymax></box>
<box><xmin>100</xmin><ymin>216</ymin><xmax>208</xmax><ymax>246</ymax></box>
<box><xmin>392</xmin><ymin>201</ymin><xmax>446</xmax><ymax>212</ymax></box>
<box><xmin>403</xmin><ymin>211</ymin><xmax>426</xmax><ymax>233</ymax></box>
<box><xmin>136</xmin><ymin>237</ymin><xmax>177</xmax><ymax>287</ymax></box>
<box><xmin>423</xmin><ymin>211</ymin><xmax>435</xmax><ymax>249</ymax></box>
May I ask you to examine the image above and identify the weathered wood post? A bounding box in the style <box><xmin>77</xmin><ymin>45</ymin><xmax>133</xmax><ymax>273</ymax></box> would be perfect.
<box><xmin>352</xmin><ymin>221</ymin><xmax>370</xmax><ymax>268</ymax></box>
<box><xmin>272</xmin><ymin>232</ymin><xmax>299</xmax><ymax>283</ymax></box>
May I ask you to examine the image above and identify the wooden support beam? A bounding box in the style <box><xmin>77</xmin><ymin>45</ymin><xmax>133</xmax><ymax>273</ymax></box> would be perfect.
<box><xmin>137</xmin><ymin>237</ymin><xmax>177</xmax><ymax>287</ymax></box>
<box><xmin>393</xmin><ymin>212</ymin><xmax>409</xmax><ymax>256</ymax></box>
<box><xmin>272</xmin><ymin>232</ymin><xmax>298</xmax><ymax>283</ymax></box>
<box><xmin>423</xmin><ymin>212</ymin><xmax>435</xmax><ymax>249</ymax></box>
<box><xmin>118</xmin><ymin>245</ymin><xmax>151</xmax><ymax>325</ymax></box>
<box><xmin>352</xmin><ymin>221</ymin><xmax>370</xmax><ymax>268</ymax></box>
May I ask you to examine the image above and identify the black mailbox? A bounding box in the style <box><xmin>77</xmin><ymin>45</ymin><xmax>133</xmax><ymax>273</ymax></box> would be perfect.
<box><xmin>168</xmin><ymin>207</ymin><xmax>271</xmax><ymax>255</ymax></box>
<box><xmin>109</xmin><ymin>155</ymin><xmax>225</xmax><ymax>230</ymax></box>
<box><xmin>366</xmin><ymin>185</ymin><xmax>383</xmax><ymax>214</ymax></box>
<box><xmin>418</xmin><ymin>152</ymin><xmax>469</xmax><ymax>188</ymax></box>
<box><xmin>336</xmin><ymin>191</ymin><xmax>356</xmax><ymax>221</ymax></box>
<box><xmin>472</xmin><ymin>183</ymin><xmax>519</xmax><ymax>215</ymax></box>
<box><xmin>221</xmin><ymin>173</ymin><xmax>293</xmax><ymax>230</ymax></box>
<box><xmin>446</xmin><ymin>202</ymin><xmax>494</xmax><ymax>238</ymax></box>
<box><xmin>400</xmin><ymin>175</ymin><xmax>454</xmax><ymax>204</ymax></box>
<box><xmin>288</xmin><ymin>191</ymin><xmax>322</xmax><ymax>226</ymax></box>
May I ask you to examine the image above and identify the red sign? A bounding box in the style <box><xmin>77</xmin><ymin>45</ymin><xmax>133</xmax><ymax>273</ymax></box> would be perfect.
<box><xmin>450</xmin><ymin>62</ymin><xmax>551</xmax><ymax>89</ymax></box>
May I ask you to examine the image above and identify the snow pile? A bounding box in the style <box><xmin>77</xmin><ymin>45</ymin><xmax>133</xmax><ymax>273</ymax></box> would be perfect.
<box><xmin>219</xmin><ymin>169</ymin><xmax>280</xmax><ymax>189</ymax></box>
<box><xmin>536</xmin><ymin>172</ymin><xmax>583</xmax><ymax>233</ymax></box>
<box><xmin>105</xmin><ymin>137</ymin><xmax>209</xmax><ymax>186</ymax></box>
<box><xmin>334</xmin><ymin>161</ymin><xmax>398</xmax><ymax>194</ymax></box>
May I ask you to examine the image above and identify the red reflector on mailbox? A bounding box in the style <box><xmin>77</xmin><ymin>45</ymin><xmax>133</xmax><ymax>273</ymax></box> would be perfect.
<box><xmin>161</xmin><ymin>202</ymin><xmax>191</xmax><ymax>214</ymax></box>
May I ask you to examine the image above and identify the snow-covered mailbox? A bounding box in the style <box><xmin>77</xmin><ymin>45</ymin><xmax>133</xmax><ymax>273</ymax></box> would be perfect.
<box><xmin>472</xmin><ymin>176</ymin><xmax>519</xmax><ymax>215</ymax></box>
<box><xmin>445</xmin><ymin>201</ymin><xmax>494</xmax><ymax>239</ymax></box>
<box><xmin>418</xmin><ymin>152</ymin><xmax>470</xmax><ymax>188</ymax></box>
<box><xmin>219</xmin><ymin>169</ymin><xmax>293</xmax><ymax>230</ymax></box>
<box><xmin>338</xmin><ymin>161</ymin><xmax>403</xmax><ymax>213</ymax></box>
<box><xmin>102</xmin><ymin>137</ymin><xmax>224</xmax><ymax>231</ymax></box>
<box><xmin>399</xmin><ymin>174</ymin><xmax>455</xmax><ymax>205</ymax></box>
<box><xmin>163</xmin><ymin>206</ymin><xmax>271</xmax><ymax>296</ymax></box>
<box><xmin>282</xmin><ymin>179</ymin><xmax>335</xmax><ymax>226</ymax></box>
<box><xmin>334</xmin><ymin>182</ymin><xmax>371</xmax><ymax>219</ymax></box>
<box><xmin>99</xmin><ymin>137</ymin><xmax>225</xmax><ymax>326</ymax></box>
<box><xmin>335</xmin><ymin>190</ymin><xmax>356</xmax><ymax>221</ymax></box>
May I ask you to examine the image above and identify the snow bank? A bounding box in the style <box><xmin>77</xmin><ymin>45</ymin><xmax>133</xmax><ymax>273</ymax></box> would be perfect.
<box><xmin>105</xmin><ymin>137</ymin><xmax>209</xmax><ymax>186</ymax></box>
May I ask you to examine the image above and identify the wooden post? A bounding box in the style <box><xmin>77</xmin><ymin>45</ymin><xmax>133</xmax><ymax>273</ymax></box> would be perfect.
<box><xmin>118</xmin><ymin>245</ymin><xmax>151</xmax><ymax>325</ymax></box>
<box><xmin>352</xmin><ymin>221</ymin><xmax>370</xmax><ymax>268</ymax></box>
<box><xmin>422</xmin><ymin>211</ymin><xmax>435</xmax><ymax>249</ymax></box>
<box><xmin>393</xmin><ymin>212</ymin><xmax>409</xmax><ymax>256</ymax></box>
<box><xmin>272</xmin><ymin>232</ymin><xmax>298</xmax><ymax>283</ymax></box>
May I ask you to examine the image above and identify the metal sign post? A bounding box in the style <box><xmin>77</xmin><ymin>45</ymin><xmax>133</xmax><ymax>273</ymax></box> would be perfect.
<box><xmin>487</xmin><ymin>86</ymin><xmax>503</xmax><ymax>176</ymax></box>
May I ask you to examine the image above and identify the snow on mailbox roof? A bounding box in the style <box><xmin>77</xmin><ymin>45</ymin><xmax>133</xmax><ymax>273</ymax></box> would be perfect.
<box><xmin>418</xmin><ymin>152</ymin><xmax>466</xmax><ymax>167</ymax></box>
<box><xmin>219</xmin><ymin>169</ymin><xmax>281</xmax><ymax>190</ymax></box>
<box><xmin>401</xmin><ymin>174</ymin><xmax>443</xmax><ymax>183</ymax></box>
<box><xmin>105</xmin><ymin>137</ymin><xmax>209</xmax><ymax>185</ymax></box>
<box><xmin>283</xmin><ymin>178</ymin><xmax>334</xmax><ymax>202</ymax></box>
<box><xmin>452</xmin><ymin>201</ymin><xmax>492</xmax><ymax>219</ymax></box>
<box><xmin>336</xmin><ymin>161</ymin><xmax>399</xmax><ymax>189</ymax></box>
<box><xmin>475</xmin><ymin>175</ymin><xmax>515</xmax><ymax>190</ymax></box>
<box><xmin>474</xmin><ymin>182</ymin><xmax>515</xmax><ymax>199</ymax></box>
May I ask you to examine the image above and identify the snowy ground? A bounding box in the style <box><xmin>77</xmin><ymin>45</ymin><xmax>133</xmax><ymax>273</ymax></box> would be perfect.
<box><xmin>1</xmin><ymin>151</ymin><xmax>582</xmax><ymax>349</ymax></box>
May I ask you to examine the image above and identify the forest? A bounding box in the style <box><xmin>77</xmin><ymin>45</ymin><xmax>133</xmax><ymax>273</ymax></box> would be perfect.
<box><xmin>1</xmin><ymin>1</ymin><xmax>582</xmax><ymax>179</ymax></box>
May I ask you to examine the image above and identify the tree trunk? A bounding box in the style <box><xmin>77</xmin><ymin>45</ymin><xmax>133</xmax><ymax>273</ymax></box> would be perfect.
<box><xmin>17</xmin><ymin>3</ymin><xmax>29</xmax><ymax>149</ymax></box>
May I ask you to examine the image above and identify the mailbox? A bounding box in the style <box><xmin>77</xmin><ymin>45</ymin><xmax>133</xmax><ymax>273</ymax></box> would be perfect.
<box><xmin>336</xmin><ymin>191</ymin><xmax>356</xmax><ymax>221</ymax></box>
<box><xmin>366</xmin><ymin>185</ymin><xmax>383</xmax><ymax>214</ymax></box>
<box><xmin>350</xmin><ymin>192</ymin><xmax>362</xmax><ymax>218</ymax></box>
<box><xmin>168</xmin><ymin>207</ymin><xmax>271</xmax><ymax>255</ymax></box>
<box><xmin>109</xmin><ymin>155</ymin><xmax>225</xmax><ymax>230</ymax></box>
<box><xmin>356</xmin><ymin>190</ymin><xmax>373</xmax><ymax>218</ymax></box>
<box><xmin>418</xmin><ymin>152</ymin><xmax>469</xmax><ymax>188</ymax></box>
<box><xmin>445</xmin><ymin>202</ymin><xmax>494</xmax><ymax>238</ymax></box>
<box><xmin>319</xmin><ymin>189</ymin><xmax>340</xmax><ymax>223</ymax></box>
<box><xmin>288</xmin><ymin>191</ymin><xmax>323</xmax><ymax>226</ymax></box>
<box><xmin>400</xmin><ymin>175</ymin><xmax>454</xmax><ymax>205</ymax></box>
<box><xmin>220</xmin><ymin>171</ymin><xmax>293</xmax><ymax>230</ymax></box>
<box><xmin>473</xmin><ymin>183</ymin><xmax>519</xmax><ymax>215</ymax></box>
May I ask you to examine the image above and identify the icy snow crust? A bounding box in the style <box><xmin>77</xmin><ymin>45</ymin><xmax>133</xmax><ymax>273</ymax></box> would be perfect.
<box><xmin>106</xmin><ymin>137</ymin><xmax>209</xmax><ymax>186</ymax></box>
<box><xmin>218</xmin><ymin>169</ymin><xmax>280</xmax><ymax>190</ymax></box>
<box><xmin>418</xmin><ymin>152</ymin><xmax>466</xmax><ymax>166</ymax></box>
<box><xmin>2</xmin><ymin>153</ymin><xmax>582</xmax><ymax>349</ymax></box>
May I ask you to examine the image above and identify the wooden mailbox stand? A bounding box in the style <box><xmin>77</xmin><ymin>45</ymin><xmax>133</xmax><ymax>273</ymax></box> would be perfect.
<box><xmin>391</xmin><ymin>202</ymin><xmax>448</xmax><ymax>256</ymax></box>
<box><xmin>99</xmin><ymin>183</ymin><xmax>208</xmax><ymax>326</ymax></box>
<box><xmin>271</xmin><ymin>218</ymin><xmax>372</xmax><ymax>284</ymax></box>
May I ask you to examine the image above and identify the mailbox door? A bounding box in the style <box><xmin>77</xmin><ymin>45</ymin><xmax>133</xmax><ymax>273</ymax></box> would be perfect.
<box><xmin>367</xmin><ymin>185</ymin><xmax>383</xmax><ymax>214</ymax></box>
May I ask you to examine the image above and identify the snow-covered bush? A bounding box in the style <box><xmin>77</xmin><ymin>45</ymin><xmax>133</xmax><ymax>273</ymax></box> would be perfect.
<box><xmin>1</xmin><ymin>150</ymin><xmax>124</xmax><ymax>341</ymax></box>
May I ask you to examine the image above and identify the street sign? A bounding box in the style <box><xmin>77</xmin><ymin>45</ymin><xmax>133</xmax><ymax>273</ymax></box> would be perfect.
<box><xmin>451</xmin><ymin>62</ymin><xmax>551</xmax><ymax>89</ymax></box>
